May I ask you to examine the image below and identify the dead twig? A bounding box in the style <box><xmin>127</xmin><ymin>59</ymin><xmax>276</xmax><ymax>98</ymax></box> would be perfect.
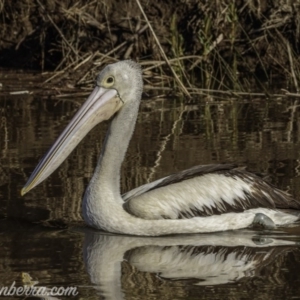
<box><xmin>287</xmin><ymin>42</ymin><xmax>299</xmax><ymax>92</ymax></box>
<box><xmin>36</xmin><ymin>0</ymin><xmax>81</xmax><ymax>61</ymax></box>
<box><xmin>135</xmin><ymin>0</ymin><xmax>190</xmax><ymax>98</ymax></box>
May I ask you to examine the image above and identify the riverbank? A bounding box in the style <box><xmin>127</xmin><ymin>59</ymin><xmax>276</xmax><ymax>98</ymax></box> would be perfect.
<box><xmin>1</xmin><ymin>0</ymin><xmax>299</xmax><ymax>94</ymax></box>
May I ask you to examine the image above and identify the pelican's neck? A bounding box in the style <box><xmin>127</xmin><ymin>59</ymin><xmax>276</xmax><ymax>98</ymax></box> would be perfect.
<box><xmin>88</xmin><ymin>99</ymin><xmax>140</xmax><ymax>202</ymax></box>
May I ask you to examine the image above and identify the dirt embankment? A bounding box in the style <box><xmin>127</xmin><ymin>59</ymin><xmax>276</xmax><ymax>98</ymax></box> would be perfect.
<box><xmin>0</xmin><ymin>0</ymin><xmax>300</xmax><ymax>91</ymax></box>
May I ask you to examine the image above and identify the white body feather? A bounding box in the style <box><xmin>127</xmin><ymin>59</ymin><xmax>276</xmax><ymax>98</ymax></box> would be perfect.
<box><xmin>83</xmin><ymin>176</ymin><xmax>298</xmax><ymax>236</ymax></box>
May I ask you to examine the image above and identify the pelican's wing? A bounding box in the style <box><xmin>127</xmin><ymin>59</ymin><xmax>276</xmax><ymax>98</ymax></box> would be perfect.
<box><xmin>122</xmin><ymin>164</ymin><xmax>300</xmax><ymax>219</ymax></box>
<box><xmin>122</xmin><ymin>164</ymin><xmax>237</xmax><ymax>201</ymax></box>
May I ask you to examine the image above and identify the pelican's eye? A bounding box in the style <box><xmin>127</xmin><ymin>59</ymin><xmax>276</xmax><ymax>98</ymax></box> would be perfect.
<box><xmin>105</xmin><ymin>76</ymin><xmax>114</xmax><ymax>85</ymax></box>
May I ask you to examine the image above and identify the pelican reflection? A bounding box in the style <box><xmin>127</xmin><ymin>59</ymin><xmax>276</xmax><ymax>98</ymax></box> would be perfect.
<box><xmin>82</xmin><ymin>230</ymin><xmax>298</xmax><ymax>299</ymax></box>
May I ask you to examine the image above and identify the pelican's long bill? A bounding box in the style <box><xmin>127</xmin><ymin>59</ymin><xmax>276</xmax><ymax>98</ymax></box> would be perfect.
<box><xmin>21</xmin><ymin>86</ymin><xmax>122</xmax><ymax>196</ymax></box>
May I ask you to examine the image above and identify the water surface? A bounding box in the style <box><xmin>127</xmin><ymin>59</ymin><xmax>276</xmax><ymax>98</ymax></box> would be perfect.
<box><xmin>1</xmin><ymin>73</ymin><xmax>300</xmax><ymax>299</ymax></box>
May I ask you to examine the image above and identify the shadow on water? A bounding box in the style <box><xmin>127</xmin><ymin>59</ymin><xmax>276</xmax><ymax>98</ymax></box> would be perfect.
<box><xmin>1</xmin><ymin>72</ymin><xmax>300</xmax><ymax>298</ymax></box>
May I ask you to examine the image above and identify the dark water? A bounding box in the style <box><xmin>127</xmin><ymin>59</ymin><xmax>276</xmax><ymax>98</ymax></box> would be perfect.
<box><xmin>1</xmin><ymin>73</ymin><xmax>300</xmax><ymax>299</ymax></box>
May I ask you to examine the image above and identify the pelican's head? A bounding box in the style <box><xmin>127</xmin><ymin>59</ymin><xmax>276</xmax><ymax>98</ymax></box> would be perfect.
<box><xmin>21</xmin><ymin>60</ymin><xmax>143</xmax><ymax>195</ymax></box>
<box><xmin>96</xmin><ymin>60</ymin><xmax>143</xmax><ymax>104</ymax></box>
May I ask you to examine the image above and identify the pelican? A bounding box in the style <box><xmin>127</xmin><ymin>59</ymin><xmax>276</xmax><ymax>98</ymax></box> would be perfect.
<box><xmin>21</xmin><ymin>60</ymin><xmax>300</xmax><ymax>236</ymax></box>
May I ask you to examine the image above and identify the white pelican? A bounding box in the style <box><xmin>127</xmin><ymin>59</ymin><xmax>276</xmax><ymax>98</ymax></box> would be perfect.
<box><xmin>21</xmin><ymin>60</ymin><xmax>300</xmax><ymax>236</ymax></box>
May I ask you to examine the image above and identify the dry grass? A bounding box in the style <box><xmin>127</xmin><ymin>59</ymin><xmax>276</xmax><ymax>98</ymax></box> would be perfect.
<box><xmin>0</xmin><ymin>0</ymin><xmax>300</xmax><ymax>96</ymax></box>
